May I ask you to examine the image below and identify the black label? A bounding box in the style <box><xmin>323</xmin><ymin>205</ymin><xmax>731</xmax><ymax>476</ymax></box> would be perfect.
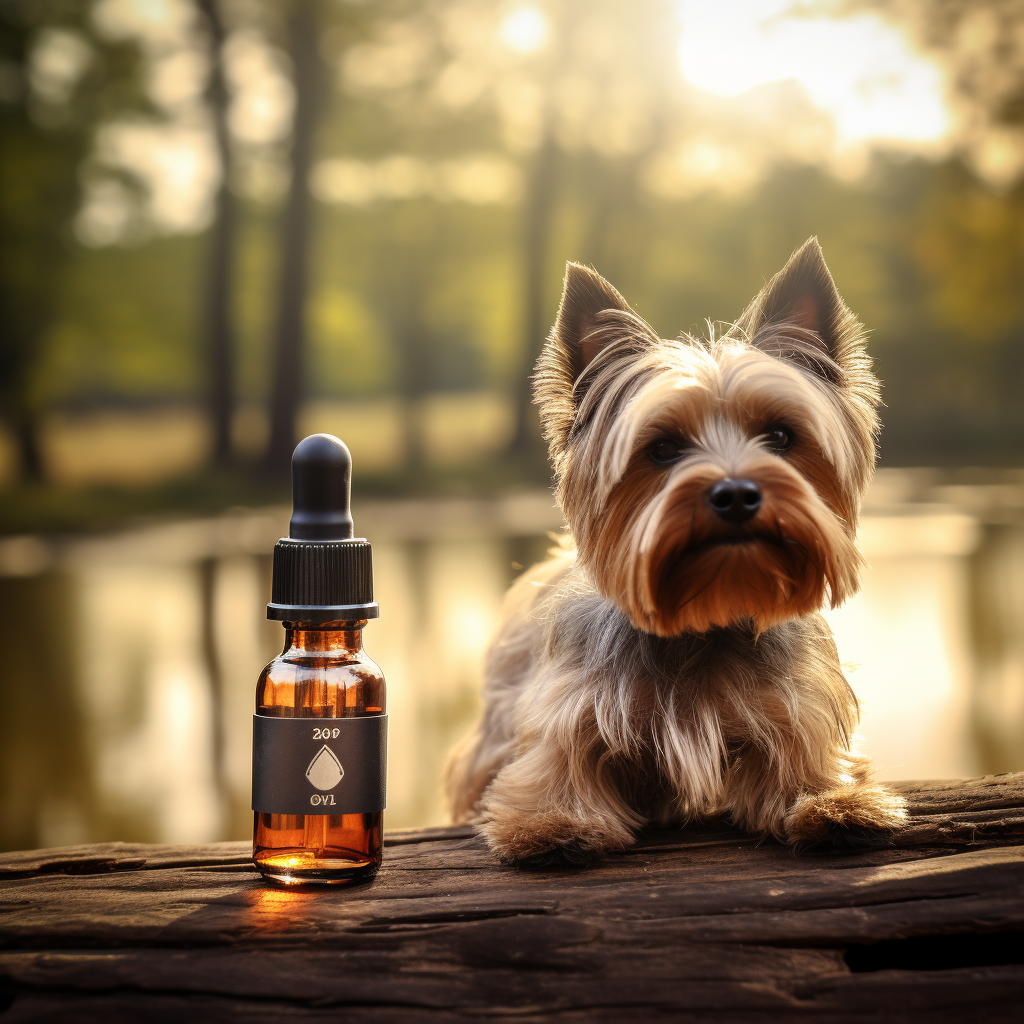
<box><xmin>252</xmin><ymin>715</ymin><xmax>387</xmax><ymax>815</ymax></box>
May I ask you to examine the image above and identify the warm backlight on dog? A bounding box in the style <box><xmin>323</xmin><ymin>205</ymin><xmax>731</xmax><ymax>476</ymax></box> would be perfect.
<box><xmin>446</xmin><ymin>238</ymin><xmax>909</xmax><ymax>865</ymax></box>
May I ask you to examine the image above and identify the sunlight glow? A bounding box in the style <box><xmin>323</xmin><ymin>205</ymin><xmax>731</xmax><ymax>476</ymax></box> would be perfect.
<box><xmin>677</xmin><ymin>0</ymin><xmax>950</xmax><ymax>147</ymax></box>
<box><xmin>76</xmin><ymin>120</ymin><xmax>217</xmax><ymax>245</ymax></box>
<box><xmin>499</xmin><ymin>6</ymin><xmax>549</xmax><ymax>55</ymax></box>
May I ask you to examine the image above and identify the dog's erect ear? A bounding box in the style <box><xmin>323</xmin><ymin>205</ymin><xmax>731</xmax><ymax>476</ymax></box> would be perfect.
<box><xmin>552</xmin><ymin>262</ymin><xmax>642</xmax><ymax>382</ymax></box>
<box><xmin>736</xmin><ymin>238</ymin><xmax>861</xmax><ymax>384</ymax></box>
<box><xmin>535</xmin><ymin>262</ymin><xmax>658</xmax><ymax>465</ymax></box>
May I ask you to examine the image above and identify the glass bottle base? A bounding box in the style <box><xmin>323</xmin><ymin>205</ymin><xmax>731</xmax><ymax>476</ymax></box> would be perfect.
<box><xmin>254</xmin><ymin>847</ymin><xmax>380</xmax><ymax>886</ymax></box>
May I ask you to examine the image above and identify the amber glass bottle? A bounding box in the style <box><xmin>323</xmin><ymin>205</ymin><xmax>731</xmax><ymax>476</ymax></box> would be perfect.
<box><xmin>253</xmin><ymin>620</ymin><xmax>385</xmax><ymax>885</ymax></box>
<box><xmin>252</xmin><ymin>434</ymin><xmax>387</xmax><ymax>887</ymax></box>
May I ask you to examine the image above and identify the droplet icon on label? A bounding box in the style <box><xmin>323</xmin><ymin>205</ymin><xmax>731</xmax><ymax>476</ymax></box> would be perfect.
<box><xmin>306</xmin><ymin>745</ymin><xmax>344</xmax><ymax>791</ymax></box>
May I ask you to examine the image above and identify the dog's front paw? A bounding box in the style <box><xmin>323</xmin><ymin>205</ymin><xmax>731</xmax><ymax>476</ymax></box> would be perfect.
<box><xmin>481</xmin><ymin>809</ymin><xmax>629</xmax><ymax>869</ymax></box>
<box><xmin>784</xmin><ymin>784</ymin><xmax>907</xmax><ymax>852</ymax></box>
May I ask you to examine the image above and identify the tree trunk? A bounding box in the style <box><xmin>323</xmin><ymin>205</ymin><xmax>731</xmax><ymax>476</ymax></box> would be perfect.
<box><xmin>399</xmin><ymin>330</ymin><xmax>427</xmax><ymax>471</ymax></box>
<box><xmin>198</xmin><ymin>0</ymin><xmax>236</xmax><ymax>467</ymax></box>
<box><xmin>394</xmin><ymin>255</ymin><xmax>429</xmax><ymax>471</ymax></box>
<box><xmin>508</xmin><ymin>134</ymin><xmax>558</xmax><ymax>457</ymax></box>
<box><xmin>14</xmin><ymin>412</ymin><xmax>43</xmax><ymax>482</ymax></box>
<box><xmin>264</xmin><ymin>0</ymin><xmax>320</xmax><ymax>476</ymax></box>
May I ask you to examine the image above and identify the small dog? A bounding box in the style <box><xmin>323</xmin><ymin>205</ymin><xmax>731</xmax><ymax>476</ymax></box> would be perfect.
<box><xmin>445</xmin><ymin>238</ymin><xmax>907</xmax><ymax>865</ymax></box>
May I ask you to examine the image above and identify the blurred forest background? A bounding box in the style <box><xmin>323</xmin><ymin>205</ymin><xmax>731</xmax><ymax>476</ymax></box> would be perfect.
<box><xmin>2</xmin><ymin>0</ymin><xmax>1024</xmax><ymax>512</ymax></box>
<box><xmin>2</xmin><ymin>0</ymin><xmax>1024</xmax><ymax>850</ymax></box>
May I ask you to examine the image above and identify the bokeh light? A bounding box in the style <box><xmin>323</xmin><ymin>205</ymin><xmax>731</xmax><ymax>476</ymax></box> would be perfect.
<box><xmin>499</xmin><ymin>6</ymin><xmax>549</xmax><ymax>54</ymax></box>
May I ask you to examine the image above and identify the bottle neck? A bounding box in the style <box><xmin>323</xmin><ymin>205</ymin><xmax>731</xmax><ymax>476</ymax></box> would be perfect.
<box><xmin>282</xmin><ymin>620</ymin><xmax>367</xmax><ymax>654</ymax></box>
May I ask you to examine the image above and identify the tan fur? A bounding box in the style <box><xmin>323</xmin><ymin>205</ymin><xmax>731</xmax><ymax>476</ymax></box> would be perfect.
<box><xmin>444</xmin><ymin>239</ymin><xmax>907</xmax><ymax>863</ymax></box>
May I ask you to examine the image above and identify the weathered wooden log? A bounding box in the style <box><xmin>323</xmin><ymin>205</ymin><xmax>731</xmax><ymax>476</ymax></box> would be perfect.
<box><xmin>0</xmin><ymin>774</ymin><xmax>1022</xmax><ymax>1022</ymax></box>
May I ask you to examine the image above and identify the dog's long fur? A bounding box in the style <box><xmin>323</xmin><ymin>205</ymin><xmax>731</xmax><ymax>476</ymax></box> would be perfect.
<box><xmin>445</xmin><ymin>239</ymin><xmax>907</xmax><ymax>863</ymax></box>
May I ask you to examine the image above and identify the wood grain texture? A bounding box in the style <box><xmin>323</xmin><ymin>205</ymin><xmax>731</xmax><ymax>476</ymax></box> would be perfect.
<box><xmin>0</xmin><ymin>774</ymin><xmax>1022</xmax><ymax>1022</ymax></box>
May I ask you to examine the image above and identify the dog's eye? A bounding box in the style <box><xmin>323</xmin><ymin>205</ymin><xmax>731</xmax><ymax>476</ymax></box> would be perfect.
<box><xmin>761</xmin><ymin>426</ymin><xmax>795</xmax><ymax>452</ymax></box>
<box><xmin>649</xmin><ymin>438</ymin><xmax>688</xmax><ymax>464</ymax></box>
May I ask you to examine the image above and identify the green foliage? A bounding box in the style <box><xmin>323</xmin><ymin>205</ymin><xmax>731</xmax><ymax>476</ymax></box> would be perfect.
<box><xmin>36</xmin><ymin>235</ymin><xmax>203</xmax><ymax>404</ymax></box>
<box><xmin>0</xmin><ymin>0</ymin><xmax>148</xmax><ymax>470</ymax></box>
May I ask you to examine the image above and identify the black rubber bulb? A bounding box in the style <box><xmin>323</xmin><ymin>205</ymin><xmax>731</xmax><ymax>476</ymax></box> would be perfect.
<box><xmin>288</xmin><ymin>433</ymin><xmax>354</xmax><ymax>541</ymax></box>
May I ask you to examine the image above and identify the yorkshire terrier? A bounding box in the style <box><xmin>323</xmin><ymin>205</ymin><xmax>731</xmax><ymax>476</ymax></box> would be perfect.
<box><xmin>445</xmin><ymin>238</ymin><xmax>907</xmax><ymax>866</ymax></box>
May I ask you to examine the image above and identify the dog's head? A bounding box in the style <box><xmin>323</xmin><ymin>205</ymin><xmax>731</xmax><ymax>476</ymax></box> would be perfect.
<box><xmin>535</xmin><ymin>238</ymin><xmax>879</xmax><ymax>636</ymax></box>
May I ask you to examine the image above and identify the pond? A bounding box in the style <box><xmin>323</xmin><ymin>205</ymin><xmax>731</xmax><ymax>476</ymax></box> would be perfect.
<box><xmin>1</xmin><ymin>469</ymin><xmax>1022</xmax><ymax>850</ymax></box>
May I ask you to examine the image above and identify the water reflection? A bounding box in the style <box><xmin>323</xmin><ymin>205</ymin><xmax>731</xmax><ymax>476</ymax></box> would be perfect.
<box><xmin>1</xmin><ymin>470</ymin><xmax>1022</xmax><ymax>850</ymax></box>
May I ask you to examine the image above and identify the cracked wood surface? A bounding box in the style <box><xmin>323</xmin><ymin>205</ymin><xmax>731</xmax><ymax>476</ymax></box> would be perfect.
<box><xmin>0</xmin><ymin>774</ymin><xmax>1022</xmax><ymax>1022</ymax></box>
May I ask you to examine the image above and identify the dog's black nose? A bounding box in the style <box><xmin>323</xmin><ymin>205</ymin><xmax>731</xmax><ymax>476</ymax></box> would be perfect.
<box><xmin>707</xmin><ymin>478</ymin><xmax>762</xmax><ymax>523</ymax></box>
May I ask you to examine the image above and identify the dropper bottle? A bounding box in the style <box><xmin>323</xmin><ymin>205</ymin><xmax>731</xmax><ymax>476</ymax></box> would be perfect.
<box><xmin>252</xmin><ymin>433</ymin><xmax>387</xmax><ymax>886</ymax></box>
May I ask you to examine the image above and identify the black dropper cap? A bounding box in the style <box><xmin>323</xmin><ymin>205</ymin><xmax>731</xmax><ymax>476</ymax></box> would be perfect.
<box><xmin>267</xmin><ymin>434</ymin><xmax>378</xmax><ymax>622</ymax></box>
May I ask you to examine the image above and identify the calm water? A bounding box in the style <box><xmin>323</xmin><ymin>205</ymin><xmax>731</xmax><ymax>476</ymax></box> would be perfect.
<box><xmin>1</xmin><ymin>471</ymin><xmax>1022</xmax><ymax>850</ymax></box>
